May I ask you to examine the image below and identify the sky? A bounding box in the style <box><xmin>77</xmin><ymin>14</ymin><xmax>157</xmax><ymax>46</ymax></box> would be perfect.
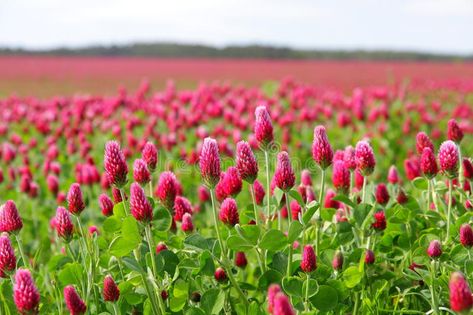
<box><xmin>1</xmin><ymin>0</ymin><xmax>472</xmax><ymax>55</ymax></box>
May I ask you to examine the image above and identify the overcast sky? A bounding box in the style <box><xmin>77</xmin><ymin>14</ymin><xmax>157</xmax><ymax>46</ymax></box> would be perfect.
<box><xmin>1</xmin><ymin>0</ymin><xmax>472</xmax><ymax>55</ymax></box>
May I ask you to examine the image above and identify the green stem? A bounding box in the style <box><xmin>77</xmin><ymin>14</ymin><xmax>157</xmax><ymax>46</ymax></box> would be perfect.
<box><xmin>446</xmin><ymin>179</ymin><xmax>453</xmax><ymax>243</ymax></box>
<box><xmin>353</xmin><ymin>291</ymin><xmax>360</xmax><ymax>315</ymax></box>
<box><xmin>264</xmin><ymin>150</ymin><xmax>271</xmax><ymax>228</ymax></box>
<box><xmin>304</xmin><ymin>273</ymin><xmax>311</xmax><ymax>312</ymax></box>
<box><xmin>119</xmin><ymin>188</ymin><xmax>129</xmax><ymax>216</ymax></box>
<box><xmin>149</xmin><ymin>181</ymin><xmax>153</xmax><ymax>198</ymax></box>
<box><xmin>112</xmin><ymin>303</ymin><xmax>120</xmax><ymax>315</ymax></box>
<box><xmin>210</xmin><ymin>188</ymin><xmax>248</xmax><ymax>308</ymax></box>
<box><xmin>430</xmin><ymin>179</ymin><xmax>439</xmax><ymax>212</ymax></box>
<box><xmin>141</xmin><ymin>274</ymin><xmax>161</xmax><ymax>315</ymax></box>
<box><xmin>316</xmin><ymin>169</ymin><xmax>326</xmax><ymax>256</ymax></box>
<box><xmin>430</xmin><ymin>260</ymin><xmax>439</xmax><ymax>315</ymax></box>
<box><xmin>362</xmin><ymin>175</ymin><xmax>367</xmax><ymax>204</ymax></box>
<box><xmin>286</xmin><ymin>245</ymin><xmax>293</xmax><ymax>277</ymax></box>
<box><xmin>14</xmin><ymin>234</ymin><xmax>29</xmax><ymax>269</ymax></box>
<box><xmin>427</xmin><ymin>179</ymin><xmax>431</xmax><ymax>211</ymax></box>
<box><xmin>249</xmin><ymin>184</ymin><xmax>260</xmax><ymax>226</ymax></box>
<box><xmin>210</xmin><ymin>189</ymin><xmax>225</xmax><ymax>258</ymax></box>
<box><xmin>145</xmin><ymin>224</ymin><xmax>166</xmax><ymax>315</ymax></box>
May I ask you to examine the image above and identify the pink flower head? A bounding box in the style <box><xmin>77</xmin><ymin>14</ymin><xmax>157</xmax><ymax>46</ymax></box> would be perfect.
<box><xmin>0</xmin><ymin>233</ymin><xmax>16</xmax><ymax>278</ymax></box>
<box><xmin>214</xmin><ymin>267</ymin><xmax>227</xmax><ymax>282</ymax></box>
<box><xmin>332</xmin><ymin>160</ymin><xmax>350</xmax><ymax>195</ymax></box>
<box><xmin>460</xmin><ymin>224</ymin><xmax>473</xmax><ymax>248</ymax></box>
<box><xmin>133</xmin><ymin>159</ymin><xmax>151</xmax><ymax>186</ymax></box>
<box><xmin>199</xmin><ymin>137</ymin><xmax>221</xmax><ymax>188</ymax></box>
<box><xmin>438</xmin><ymin>140</ymin><xmax>459</xmax><ymax>178</ymax></box>
<box><xmin>301</xmin><ymin>169</ymin><xmax>313</xmax><ymax>186</ymax></box>
<box><xmin>64</xmin><ymin>285</ymin><xmax>87</xmax><ymax>315</ymax></box>
<box><xmin>427</xmin><ymin>240</ymin><xmax>442</xmax><ymax>258</ymax></box>
<box><xmin>447</xmin><ymin>119</ymin><xmax>464</xmax><ymax>143</ymax></box>
<box><xmin>421</xmin><ymin>147</ymin><xmax>438</xmax><ymax>179</ymax></box>
<box><xmin>372</xmin><ymin>211</ymin><xmax>386</xmax><ymax>230</ymax></box>
<box><xmin>236</xmin><ymin>141</ymin><xmax>259</xmax><ymax>183</ymax></box>
<box><xmin>355</xmin><ymin>141</ymin><xmax>376</xmax><ymax>176</ymax></box>
<box><xmin>104</xmin><ymin>141</ymin><xmax>128</xmax><ymax>188</ymax></box>
<box><xmin>267</xmin><ymin>284</ymin><xmax>282</xmax><ymax>313</ymax></box>
<box><xmin>47</xmin><ymin>175</ymin><xmax>59</xmax><ymax>196</ymax></box>
<box><xmin>55</xmin><ymin>206</ymin><xmax>74</xmax><ymax>241</ymax></box>
<box><xmin>103</xmin><ymin>275</ymin><xmax>120</xmax><ymax>302</ymax></box>
<box><xmin>219</xmin><ymin>198</ymin><xmax>239</xmax><ymax>226</ymax></box>
<box><xmin>0</xmin><ymin>200</ymin><xmax>23</xmax><ymax>233</ymax></box>
<box><xmin>223</xmin><ymin>166</ymin><xmax>242</xmax><ymax>197</ymax></box>
<box><xmin>198</xmin><ymin>185</ymin><xmax>210</xmax><ymax>203</ymax></box>
<box><xmin>181</xmin><ymin>213</ymin><xmax>194</xmax><ymax>233</ymax></box>
<box><xmin>343</xmin><ymin>145</ymin><xmax>356</xmax><ymax>171</ymax></box>
<box><xmin>416</xmin><ymin>132</ymin><xmax>434</xmax><ymax>155</ymax></box>
<box><xmin>449</xmin><ymin>272</ymin><xmax>473</xmax><ymax>312</ymax></box>
<box><xmin>404</xmin><ymin>157</ymin><xmax>421</xmax><ymax>180</ymax></box>
<box><xmin>272</xmin><ymin>292</ymin><xmax>295</xmax><ymax>315</ymax></box>
<box><xmin>130</xmin><ymin>183</ymin><xmax>153</xmax><ymax>223</ymax></box>
<box><xmin>312</xmin><ymin>125</ymin><xmax>333</xmax><ymax>169</ymax></box>
<box><xmin>235</xmin><ymin>251</ymin><xmax>248</xmax><ymax>268</ymax></box>
<box><xmin>13</xmin><ymin>269</ymin><xmax>40</xmax><ymax>314</ymax></box>
<box><xmin>253</xmin><ymin>180</ymin><xmax>265</xmax><ymax>205</ymax></box>
<box><xmin>99</xmin><ymin>194</ymin><xmax>114</xmax><ymax>216</ymax></box>
<box><xmin>387</xmin><ymin>165</ymin><xmax>400</xmax><ymax>184</ymax></box>
<box><xmin>290</xmin><ymin>200</ymin><xmax>301</xmax><ymax>220</ymax></box>
<box><xmin>141</xmin><ymin>141</ymin><xmax>158</xmax><ymax>173</ymax></box>
<box><xmin>254</xmin><ymin>106</ymin><xmax>274</xmax><ymax>149</ymax></box>
<box><xmin>463</xmin><ymin>158</ymin><xmax>473</xmax><ymax>180</ymax></box>
<box><xmin>274</xmin><ymin>151</ymin><xmax>295</xmax><ymax>192</ymax></box>
<box><xmin>155</xmin><ymin>171</ymin><xmax>178</xmax><ymax>210</ymax></box>
<box><xmin>332</xmin><ymin>250</ymin><xmax>344</xmax><ymax>271</ymax></box>
<box><xmin>365</xmin><ymin>249</ymin><xmax>375</xmax><ymax>265</ymax></box>
<box><xmin>324</xmin><ymin>189</ymin><xmax>341</xmax><ymax>209</ymax></box>
<box><xmin>300</xmin><ymin>245</ymin><xmax>317</xmax><ymax>273</ymax></box>
<box><xmin>173</xmin><ymin>196</ymin><xmax>192</xmax><ymax>222</ymax></box>
<box><xmin>156</xmin><ymin>242</ymin><xmax>168</xmax><ymax>254</ymax></box>
<box><xmin>67</xmin><ymin>183</ymin><xmax>85</xmax><ymax>215</ymax></box>
<box><xmin>375</xmin><ymin>184</ymin><xmax>389</xmax><ymax>205</ymax></box>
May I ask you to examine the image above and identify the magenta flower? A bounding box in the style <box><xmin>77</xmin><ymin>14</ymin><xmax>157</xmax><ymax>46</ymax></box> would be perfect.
<box><xmin>438</xmin><ymin>140</ymin><xmax>459</xmax><ymax>178</ymax></box>
<box><xmin>55</xmin><ymin>206</ymin><xmax>74</xmax><ymax>241</ymax></box>
<box><xmin>254</xmin><ymin>106</ymin><xmax>274</xmax><ymax>149</ymax></box>
<box><xmin>460</xmin><ymin>224</ymin><xmax>473</xmax><ymax>248</ymax></box>
<box><xmin>103</xmin><ymin>275</ymin><xmax>120</xmax><ymax>302</ymax></box>
<box><xmin>0</xmin><ymin>233</ymin><xmax>16</xmax><ymax>278</ymax></box>
<box><xmin>130</xmin><ymin>183</ymin><xmax>153</xmax><ymax>223</ymax></box>
<box><xmin>312</xmin><ymin>125</ymin><xmax>333</xmax><ymax>170</ymax></box>
<box><xmin>104</xmin><ymin>141</ymin><xmax>128</xmax><ymax>188</ymax></box>
<box><xmin>67</xmin><ymin>183</ymin><xmax>85</xmax><ymax>215</ymax></box>
<box><xmin>420</xmin><ymin>147</ymin><xmax>438</xmax><ymax>179</ymax></box>
<box><xmin>355</xmin><ymin>141</ymin><xmax>376</xmax><ymax>176</ymax></box>
<box><xmin>267</xmin><ymin>284</ymin><xmax>282</xmax><ymax>313</ymax></box>
<box><xmin>156</xmin><ymin>242</ymin><xmax>168</xmax><ymax>254</ymax></box>
<box><xmin>343</xmin><ymin>145</ymin><xmax>356</xmax><ymax>171</ymax></box>
<box><xmin>449</xmin><ymin>272</ymin><xmax>473</xmax><ymax>312</ymax></box>
<box><xmin>133</xmin><ymin>158</ymin><xmax>151</xmax><ymax>186</ymax></box>
<box><xmin>0</xmin><ymin>200</ymin><xmax>23</xmax><ymax>233</ymax></box>
<box><xmin>332</xmin><ymin>160</ymin><xmax>350</xmax><ymax>195</ymax></box>
<box><xmin>219</xmin><ymin>198</ymin><xmax>239</xmax><ymax>226</ymax></box>
<box><xmin>235</xmin><ymin>141</ymin><xmax>258</xmax><ymax>183</ymax></box>
<box><xmin>173</xmin><ymin>196</ymin><xmax>193</xmax><ymax>222</ymax></box>
<box><xmin>199</xmin><ymin>137</ymin><xmax>221</xmax><ymax>188</ymax></box>
<box><xmin>332</xmin><ymin>251</ymin><xmax>344</xmax><ymax>271</ymax></box>
<box><xmin>64</xmin><ymin>285</ymin><xmax>87</xmax><ymax>315</ymax></box>
<box><xmin>99</xmin><ymin>194</ymin><xmax>114</xmax><ymax>216</ymax></box>
<box><xmin>387</xmin><ymin>165</ymin><xmax>400</xmax><ymax>184</ymax></box>
<box><xmin>372</xmin><ymin>211</ymin><xmax>386</xmax><ymax>230</ymax></box>
<box><xmin>214</xmin><ymin>267</ymin><xmax>227</xmax><ymax>282</ymax></box>
<box><xmin>272</xmin><ymin>292</ymin><xmax>295</xmax><ymax>315</ymax></box>
<box><xmin>141</xmin><ymin>141</ymin><xmax>158</xmax><ymax>173</ymax></box>
<box><xmin>235</xmin><ymin>251</ymin><xmax>248</xmax><ymax>268</ymax></box>
<box><xmin>300</xmin><ymin>245</ymin><xmax>317</xmax><ymax>273</ymax></box>
<box><xmin>274</xmin><ymin>151</ymin><xmax>295</xmax><ymax>192</ymax></box>
<box><xmin>223</xmin><ymin>166</ymin><xmax>242</xmax><ymax>197</ymax></box>
<box><xmin>13</xmin><ymin>269</ymin><xmax>40</xmax><ymax>314</ymax></box>
<box><xmin>365</xmin><ymin>249</ymin><xmax>375</xmax><ymax>265</ymax></box>
<box><xmin>447</xmin><ymin>119</ymin><xmax>464</xmax><ymax>143</ymax></box>
<box><xmin>181</xmin><ymin>213</ymin><xmax>194</xmax><ymax>233</ymax></box>
<box><xmin>253</xmin><ymin>180</ymin><xmax>265</xmax><ymax>206</ymax></box>
<box><xmin>375</xmin><ymin>184</ymin><xmax>389</xmax><ymax>205</ymax></box>
<box><xmin>463</xmin><ymin>158</ymin><xmax>473</xmax><ymax>180</ymax></box>
<box><xmin>416</xmin><ymin>132</ymin><xmax>434</xmax><ymax>155</ymax></box>
<box><xmin>427</xmin><ymin>240</ymin><xmax>442</xmax><ymax>258</ymax></box>
<box><xmin>155</xmin><ymin>171</ymin><xmax>178</xmax><ymax>210</ymax></box>
<box><xmin>301</xmin><ymin>169</ymin><xmax>313</xmax><ymax>186</ymax></box>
